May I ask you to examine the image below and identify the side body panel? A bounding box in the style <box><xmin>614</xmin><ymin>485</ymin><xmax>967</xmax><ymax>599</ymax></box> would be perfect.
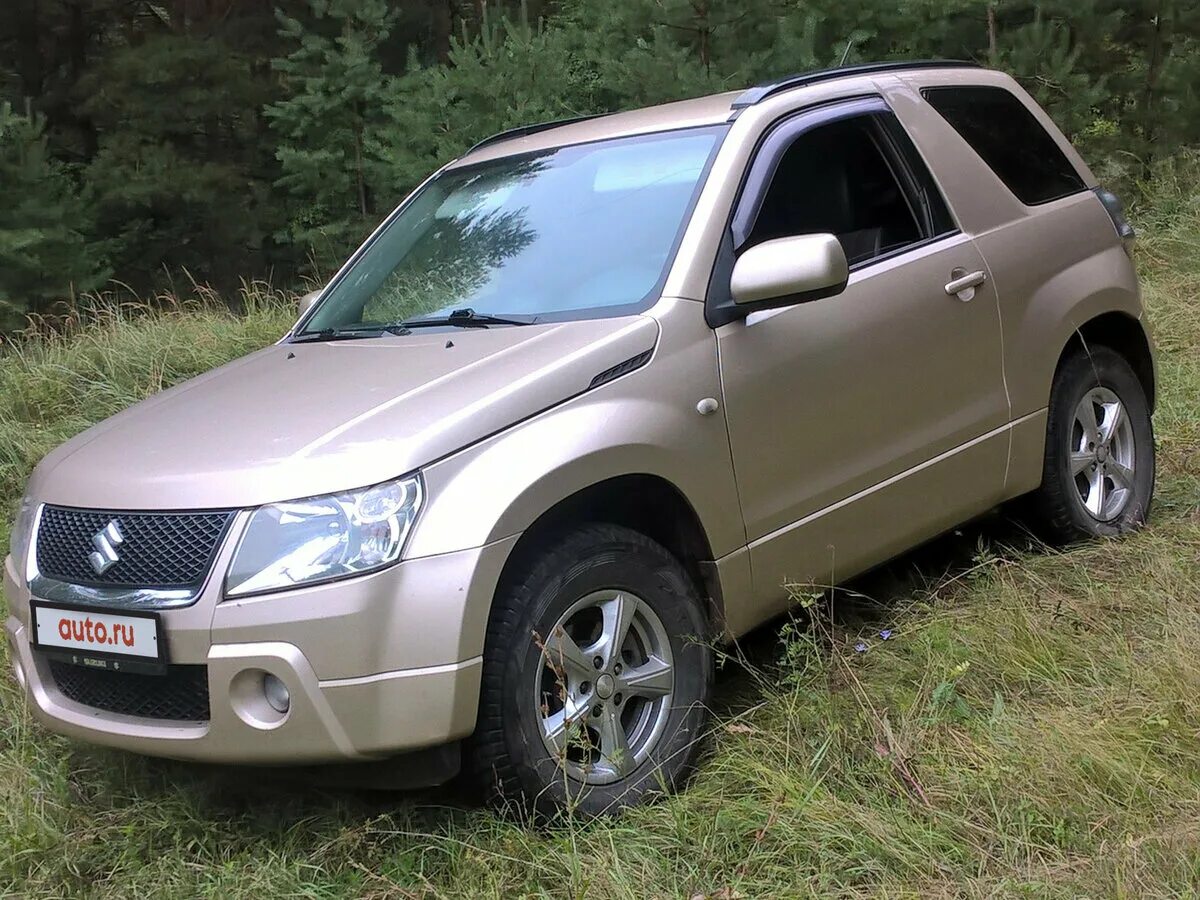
<box><xmin>887</xmin><ymin>70</ymin><xmax>1146</xmax><ymax>499</ymax></box>
<box><xmin>702</xmin><ymin>86</ymin><xmax>1012</xmax><ymax>623</ymax></box>
<box><xmin>718</xmin><ymin>233</ymin><xmax>1008</xmax><ymax>541</ymax></box>
<box><xmin>406</xmin><ymin>298</ymin><xmax>745</xmax><ymax>561</ymax></box>
<box><xmin>744</xmin><ymin>424</ymin><xmax>1009</xmax><ymax>623</ymax></box>
<box><xmin>415</xmin><ymin>71</ymin><xmax>1105</xmax><ymax>639</ymax></box>
<box><xmin>717</xmin><ymin>234</ymin><xmax>1010</xmax><ymax>619</ymax></box>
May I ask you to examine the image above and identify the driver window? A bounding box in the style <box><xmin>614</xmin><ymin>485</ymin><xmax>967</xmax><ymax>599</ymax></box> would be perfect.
<box><xmin>748</xmin><ymin>115</ymin><xmax>923</xmax><ymax>266</ymax></box>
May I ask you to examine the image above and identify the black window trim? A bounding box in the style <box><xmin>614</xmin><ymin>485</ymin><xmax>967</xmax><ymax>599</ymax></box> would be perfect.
<box><xmin>706</xmin><ymin>95</ymin><xmax>963</xmax><ymax>327</ymax></box>
<box><xmin>869</xmin><ymin>112</ymin><xmax>960</xmax><ymax>239</ymax></box>
<box><xmin>920</xmin><ymin>84</ymin><xmax>1089</xmax><ymax>208</ymax></box>
<box><xmin>730</xmin><ymin>95</ymin><xmax>889</xmax><ymax>252</ymax></box>
<box><xmin>856</xmin><ymin>115</ymin><xmax>933</xmax><ymax>245</ymax></box>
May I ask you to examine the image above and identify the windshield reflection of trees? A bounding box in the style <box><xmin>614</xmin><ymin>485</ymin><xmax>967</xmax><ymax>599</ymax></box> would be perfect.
<box><xmin>363</xmin><ymin>157</ymin><xmax>546</xmax><ymax>323</ymax></box>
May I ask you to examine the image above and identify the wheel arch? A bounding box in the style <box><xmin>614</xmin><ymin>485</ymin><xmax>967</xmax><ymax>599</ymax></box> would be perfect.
<box><xmin>1055</xmin><ymin>311</ymin><xmax>1156</xmax><ymax>411</ymax></box>
<box><xmin>492</xmin><ymin>474</ymin><xmax>725</xmax><ymax>635</ymax></box>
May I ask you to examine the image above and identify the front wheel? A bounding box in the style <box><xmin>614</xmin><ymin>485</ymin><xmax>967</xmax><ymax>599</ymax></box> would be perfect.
<box><xmin>470</xmin><ymin>524</ymin><xmax>712</xmax><ymax>816</ymax></box>
<box><xmin>1030</xmin><ymin>345</ymin><xmax>1155</xmax><ymax>542</ymax></box>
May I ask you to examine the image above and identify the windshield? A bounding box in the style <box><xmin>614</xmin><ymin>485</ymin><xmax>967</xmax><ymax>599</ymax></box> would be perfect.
<box><xmin>298</xmin><ymin>126</ymin><xmax>725</xmax><ymax>334</ymax></box>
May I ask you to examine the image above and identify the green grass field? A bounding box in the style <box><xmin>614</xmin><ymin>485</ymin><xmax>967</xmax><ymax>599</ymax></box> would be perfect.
<box><xmin>1</xmin><ymin>171</ymin><xmax>1197</xmax><ymax>897</ymax></box>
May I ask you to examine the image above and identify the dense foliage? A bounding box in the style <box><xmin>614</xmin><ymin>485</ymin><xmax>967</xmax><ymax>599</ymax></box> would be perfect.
<box><xmin>0</xmin><ymin>0</ymin><xmax>1197</xmax><ymax>324</ymax></box>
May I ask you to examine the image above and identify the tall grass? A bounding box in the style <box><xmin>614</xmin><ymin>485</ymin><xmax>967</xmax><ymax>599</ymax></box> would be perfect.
<box><xmin>0</xmin><ymin>283</ymin><xmax>295</xmax><ymax>521</ymax></box>
<box><xmin>0</xmin><ymin>172</ymin><xmax>1197</xmax><ymax>897</ymax></box>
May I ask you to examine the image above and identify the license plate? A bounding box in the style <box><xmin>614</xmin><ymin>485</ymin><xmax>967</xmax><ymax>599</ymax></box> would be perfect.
<box><xmin>30</xmin><ymin>602</ymin><xmax>165</xmax><ymax>665</ymax></box>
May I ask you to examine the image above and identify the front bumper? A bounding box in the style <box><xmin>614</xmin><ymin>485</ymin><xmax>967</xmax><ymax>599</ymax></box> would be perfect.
<box><xmin>3</xmin><ymin>534</ymin><xmax>517</xmax><ymax>765</ymax></box>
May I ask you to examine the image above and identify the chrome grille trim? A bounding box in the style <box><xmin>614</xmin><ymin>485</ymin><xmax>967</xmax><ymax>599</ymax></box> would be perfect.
<box><xmin>27</xmin><ymin>575</ymin><xmax>199</xmax><ymax>610</ymax></box>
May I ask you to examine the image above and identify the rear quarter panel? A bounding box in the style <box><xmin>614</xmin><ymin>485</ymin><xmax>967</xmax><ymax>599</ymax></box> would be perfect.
<box><xmin>970</xmin><ymin>195</ymin><xmax>1143</xmax><ymax>419</ymax></box>
<box><xmin>884</xmin><ymin>71</ymin><xmax>1144</xmax><ymax>494</ymax></box>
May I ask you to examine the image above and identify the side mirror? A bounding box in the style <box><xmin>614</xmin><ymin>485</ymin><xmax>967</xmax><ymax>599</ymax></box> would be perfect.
<box><xmin>297</xmin><ymin>289</ymin><xmax>322</xmax><ymax>321</ymax></box>
<box><xmin>730</xmin><ymin>233</ymin><xmax>849</xmax><ymax>309</ymax></box>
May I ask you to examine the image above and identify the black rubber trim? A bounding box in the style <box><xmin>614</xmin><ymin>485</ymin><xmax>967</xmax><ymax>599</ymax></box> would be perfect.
<box><xmin>276</xmin><ymin>743</ymin><xmax>462</xmax><ymax>790</ymax></box>
<box><xmin>729</xmin><ymin>96</ymin><xmax>889</xmax><ymax>251</ymax></box>
<box><xmin>465</xmin><ymin>114</ymin><xmax>607</xmax><ymax>155</ymax></box>
<box><xmin>589</xmin><ymin>350</ymin><xmax>653</xmax><ymax>388</ymax></box>
<box><xmin>730</xmin><ymin>60</ymin><xmax>981</xmax><ymax>111</ymax></box>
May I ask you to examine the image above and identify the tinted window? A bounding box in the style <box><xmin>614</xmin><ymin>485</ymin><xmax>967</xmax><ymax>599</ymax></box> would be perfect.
<box><xmin>747</xmin><ymin>115</ymin><xmax>924</xmax><ymax>266</ymax></box>
<box><xmin>301</xmin><ymin>126</ymin><xmax>724</xmax><ymax>334</ymax></box>
<box><xmin>923</xmin><ymin>86</ymin><xmax>1085</xmax><ymax>206</ymax></box>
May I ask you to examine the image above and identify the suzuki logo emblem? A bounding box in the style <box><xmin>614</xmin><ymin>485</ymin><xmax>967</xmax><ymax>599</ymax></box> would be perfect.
<box><xmin>89</xmin><ymin>520</ymin><xmax>124</xmax><ymax>575</ymax></box>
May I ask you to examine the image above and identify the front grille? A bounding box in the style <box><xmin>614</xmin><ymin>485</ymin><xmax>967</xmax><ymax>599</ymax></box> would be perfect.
<box><xmin>36</xmin><ymin>506</ymin><xmax>235</xmax><ymax>589</ymax></box>
<box><xmin>48</xmin><ymin>659</ymin><xmax>210</xmax><ymax>722</ymax></box>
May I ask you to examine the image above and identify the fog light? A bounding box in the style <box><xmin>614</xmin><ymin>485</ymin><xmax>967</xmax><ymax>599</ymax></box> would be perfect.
<box><xmin>262</xmin><ymin>673</ymin><xmax>290</xmax><ymax>714</ymax></box>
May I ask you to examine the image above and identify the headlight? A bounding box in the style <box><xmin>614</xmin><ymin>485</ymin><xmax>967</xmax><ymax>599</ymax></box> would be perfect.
<box><xmin>8</xmin><ymin>495</ymin><xmax>36</xmax><ymax>577</ymax></box>
<box><xmin>225</xmin><ymin>475</ymin><xmax>422</xmax><ymax>598</ymax></box>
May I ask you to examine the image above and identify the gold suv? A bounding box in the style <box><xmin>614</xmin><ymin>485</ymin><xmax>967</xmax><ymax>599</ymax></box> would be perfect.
<box><xmin>4</xmin><ymin>61</ymin><xmax>1155</xmax><ymax>815</ymax></box>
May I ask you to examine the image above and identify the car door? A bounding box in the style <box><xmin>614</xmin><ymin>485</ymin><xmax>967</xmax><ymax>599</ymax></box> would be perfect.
<box><xmin>711</xmin><ymin>97</ymin><xmax>1011</xmax><ymax>616</ymax></box>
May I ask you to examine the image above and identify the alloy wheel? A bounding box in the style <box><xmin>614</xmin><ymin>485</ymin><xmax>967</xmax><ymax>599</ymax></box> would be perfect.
<box><xmin>1070</xmin><ymin>386</ymin><xmax>1136</xmax><ymax>521</ymax></box>
<box><xmin>535</xmin><ymin>589</ymin><xmax>675</xmax><ymax>785</ymax></box>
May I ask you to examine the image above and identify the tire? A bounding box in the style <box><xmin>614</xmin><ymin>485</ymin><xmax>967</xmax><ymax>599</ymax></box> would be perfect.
<box><xmin>470</xmin><ymin>523</ymin><xmax>712</xmax><ymax>817</ymax></box>
<box><xmin>1030</xmin><ymin>345</ymin><xmax>1155</xmax><ymax>542</ymax></box>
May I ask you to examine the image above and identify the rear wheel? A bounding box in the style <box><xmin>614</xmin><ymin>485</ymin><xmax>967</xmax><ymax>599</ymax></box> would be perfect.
<box><xmin>1030</xmin><ymin>346</ymin><xmax>1155</xmax><ymax>541</ymax></box>
<box><xmin>470</xmin><ymin>524</ymin><xmax>712</xmax><ymax>816</ymax></box>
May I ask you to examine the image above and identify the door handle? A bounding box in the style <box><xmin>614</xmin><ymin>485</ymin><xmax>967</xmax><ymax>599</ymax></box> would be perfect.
<box><xmin>945</xmin><ymin>269</ymin><xmax>987</xmax><ymax>301</ymax></box>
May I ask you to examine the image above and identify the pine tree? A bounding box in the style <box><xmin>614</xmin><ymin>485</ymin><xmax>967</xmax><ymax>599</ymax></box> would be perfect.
<box><xmin>0</xmin><ymin>102</ymin><xmax>106</xmax><ymax>329</ymax></box>
<box><xmin>998</xmin><ymin>8</ymin><xmax>1114</xmax><ymax>140</ymax></box>
<box><xmin>78</xmin><ymin>32</ymin><xmax>275</xmax><ymax>295</ymax></box>
<box><xmin>553</xmin><ymin>0</ymin><xmax>786</xmax><ymax>107</ymax></box>
<box><xmin>266</xmin><ymin>0</ymin><xmax>399</xmax><ymax>270</ymax></box>
<box><xmin>381</xmin><ymin>4</ymin><xmax>600</xmax><ymax>189</ymax></box>
<box><xmin>1</xmin><ymin>0</ymin><xmax>1198</xmax><ymax>319</ymax></box>
<box><xmin>1110</xmin><ymin>0</ymin><xmax>1200</xmax><ymax>166</ymax></box>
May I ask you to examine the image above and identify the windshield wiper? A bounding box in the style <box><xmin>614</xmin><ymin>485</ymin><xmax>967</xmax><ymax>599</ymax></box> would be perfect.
<box><xmin>290</xmin><ymin>324</ymin><xmax>411</xmax><ymax>343</ymax></box>
<box><xmin>291</xmin><ymin>308</ymin><xmax>534</xmax><ymax>342</ymax></box>
<box><xmin>399</xmin><ymin>308</ymin><xmax>538</xmax><ymax>329</ymax></box>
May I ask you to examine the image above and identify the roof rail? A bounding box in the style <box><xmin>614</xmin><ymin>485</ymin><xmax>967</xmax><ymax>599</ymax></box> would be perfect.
<box><xmin>730</xmin><ymin>60</ymin><xmax>981</xmax><ymax>110</ymax></box>
<box><xmin>464</xmin><ymin>113</ymin><xmax>606</xmax><ymax>156</ymax></box>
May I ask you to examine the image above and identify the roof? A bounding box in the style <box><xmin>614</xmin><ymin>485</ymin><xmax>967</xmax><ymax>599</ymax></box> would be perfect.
<box><xmin>449</xmin><ymin>60</ymin><xmax>980</xmax><ymax>168</ymax></box>
<box><xmin>729</xmin><ymin>59</ymin><xmax>979</xmax><ymax>108</ymax></box>
<box><xmin>450</xmin><ymin>91</ymin><xmax>741</xmax><ymax>168</ymax></box>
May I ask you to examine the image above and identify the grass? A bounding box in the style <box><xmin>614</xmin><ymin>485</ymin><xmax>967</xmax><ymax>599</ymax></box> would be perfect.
<box><xmin>1</xmin><ymin>174</ymin><xmax>1198</xmax><ymax>897</ymax></box>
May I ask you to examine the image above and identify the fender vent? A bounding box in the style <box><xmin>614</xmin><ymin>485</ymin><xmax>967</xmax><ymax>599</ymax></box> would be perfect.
<box><xmin>589</xmin><ymin>350</ymin><xmax>653</xmax><ymax>389</ymax></box>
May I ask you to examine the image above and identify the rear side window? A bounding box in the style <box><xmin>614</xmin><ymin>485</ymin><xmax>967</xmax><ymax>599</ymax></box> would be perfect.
<box><xmin>922</xmin><ymin>86</ymin><xmax>1086</xmax><ymax>206</ymax></box>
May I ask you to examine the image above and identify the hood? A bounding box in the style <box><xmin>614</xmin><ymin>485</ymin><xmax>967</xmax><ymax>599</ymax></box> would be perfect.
<box><xmin>32</xmin><ymin>316</ymin><xmax>659</xmax><ymax>510</ymax></box>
